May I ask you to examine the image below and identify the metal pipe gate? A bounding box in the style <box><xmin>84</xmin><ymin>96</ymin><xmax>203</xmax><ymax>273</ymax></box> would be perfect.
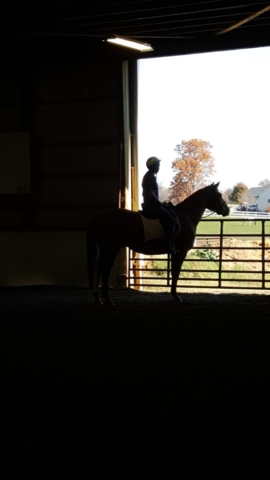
<box><xmin>128</xmin><ymin>218</ymin><xmax>270</xmax><ymax>291</ymax></box>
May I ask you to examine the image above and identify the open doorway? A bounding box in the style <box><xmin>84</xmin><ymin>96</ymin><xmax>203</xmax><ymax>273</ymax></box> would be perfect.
<box><xmin>137</xmin><ymin>47</ymin><xmax>270</xmax><ymax>206</ymax></box>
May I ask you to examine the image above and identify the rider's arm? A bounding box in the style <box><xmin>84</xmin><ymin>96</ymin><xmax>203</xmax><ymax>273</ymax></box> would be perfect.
<box><xmin>148</xmin><ymin>188</ymin><xmax>162</xmax><ymax>204</ymax></box>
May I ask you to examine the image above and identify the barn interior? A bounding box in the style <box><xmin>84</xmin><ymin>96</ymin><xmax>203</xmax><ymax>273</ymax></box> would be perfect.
<box><xmin>1</xmin><ymin>1</ymin><xmax>270</xmax><ymax>478</ymax></box>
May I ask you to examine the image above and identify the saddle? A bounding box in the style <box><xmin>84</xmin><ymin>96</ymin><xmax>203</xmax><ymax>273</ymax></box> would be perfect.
<box><xmin>139</xmin><ymin>203</ymin><xmax>180</xmax><ymax>243</ymax></box>
<box><xmin>139</xmin><ymin>214</ymin><xmax>164</xmax><ymax>242</ymax></box>
<box><xmin>139</xmin><ymin>209</ymin><xmax>158</xmax><ymax>220</ymax></box>
<box><xmin>140</xmin><ymin>201</ymin><xmax>178</xmax><ymax>221</ymax></box>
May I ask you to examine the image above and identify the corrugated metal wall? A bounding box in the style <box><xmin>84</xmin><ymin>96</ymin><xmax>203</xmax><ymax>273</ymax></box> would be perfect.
<box><xmin>0</xmin><ymin>58</ymin><xmax>133</xmax><ymax>286</ymax></box>
<box><xmin>0</xmin><ymin>60</ymin><xmax>127</xmax><ymax>230</ymax></box>
<box><xmin>32</xmin><ymin>62</ymin><xmax>124</xmax><ymax>229</ymax></box>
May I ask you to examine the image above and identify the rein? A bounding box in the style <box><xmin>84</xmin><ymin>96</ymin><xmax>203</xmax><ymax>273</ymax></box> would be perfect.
<box><xmin>203</xmin><ymin>210</ymin><xmax>215</xmax><ymax>218</ymax></box>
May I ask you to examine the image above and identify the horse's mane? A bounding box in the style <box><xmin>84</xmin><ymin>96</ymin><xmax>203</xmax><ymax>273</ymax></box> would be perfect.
<box><xmin>175</xmin><ymin>183</ymin><xmax>214</xmax><ymax>210</ymax></box>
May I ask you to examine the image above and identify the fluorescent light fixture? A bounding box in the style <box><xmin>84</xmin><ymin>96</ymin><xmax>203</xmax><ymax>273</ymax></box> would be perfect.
<box><xmin>106</xmin><ymin>36</ymin><xmax>153</xmax><ymax>52</ymax></box>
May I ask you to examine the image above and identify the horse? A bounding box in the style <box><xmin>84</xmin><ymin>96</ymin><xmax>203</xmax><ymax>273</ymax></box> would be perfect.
<box><xmin>87</xmin><ymin>182</ymin><xmax>230</xmax><ymax>304</ymax></box>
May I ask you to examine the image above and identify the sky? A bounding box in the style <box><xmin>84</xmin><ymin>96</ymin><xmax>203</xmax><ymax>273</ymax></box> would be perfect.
<box><xmin>138</xmin><ymin>46</ymin><xmax>270</xmax><ymax>192</ymax></box>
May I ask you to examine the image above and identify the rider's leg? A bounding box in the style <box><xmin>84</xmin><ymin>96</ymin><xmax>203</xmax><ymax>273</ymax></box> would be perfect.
<box><xmin>142</xmin><ymin>196</ymin><xmax>160</xmax><ymax>219</ymax></box>
<box><xmin>158</xmin><ymin>206</ymin><xmax>178</xmax><ymax>254</ymax></box>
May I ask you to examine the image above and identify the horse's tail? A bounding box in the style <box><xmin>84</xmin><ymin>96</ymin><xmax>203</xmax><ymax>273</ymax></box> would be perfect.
<box><xmin>86</xmin><ymin>220</ymin><xmax>98</xmax><ymax>291</ymax></box>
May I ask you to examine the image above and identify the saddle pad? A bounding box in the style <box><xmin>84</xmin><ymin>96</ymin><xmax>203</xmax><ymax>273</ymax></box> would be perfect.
<box><xmin>140</xmin><ymin>214</ymin><xmax>164</xmax><ymax>242</ymax></box>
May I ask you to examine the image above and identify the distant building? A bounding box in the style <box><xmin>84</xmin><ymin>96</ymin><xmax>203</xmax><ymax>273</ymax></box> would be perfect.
<box><xmin>248</xmin><ymin>186</ymin><xmax>270</xmax><ymax>212</ymax></box>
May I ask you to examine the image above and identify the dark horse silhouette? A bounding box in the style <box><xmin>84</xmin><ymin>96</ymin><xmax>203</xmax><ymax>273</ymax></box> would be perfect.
<box><xmin>87</xmin><ymin>182</ymin><xmax>230</xmax><ymax>304</ymax></box>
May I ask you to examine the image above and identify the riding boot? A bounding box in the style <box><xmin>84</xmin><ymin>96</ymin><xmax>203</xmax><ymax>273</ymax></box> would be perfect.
<box><xmin>169</xmin><ymin>242</ymin><xmax>177</xmax><ymax>255</ymax></box>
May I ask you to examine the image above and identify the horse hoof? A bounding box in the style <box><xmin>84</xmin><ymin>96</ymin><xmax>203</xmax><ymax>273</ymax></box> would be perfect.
<box><xmin>171</xmin><ymin>294</ymin><xmax>183</xmax><ymax>303</ymax></box>
<box><xmin>93</xmin><ymin>292</ymin><xmax>103</xmax><ymax>305</ymax></box>
<box><xmin>104</xmin><ymin>297</ymin><xmax>115</xmax><ymax>306</ymax></box>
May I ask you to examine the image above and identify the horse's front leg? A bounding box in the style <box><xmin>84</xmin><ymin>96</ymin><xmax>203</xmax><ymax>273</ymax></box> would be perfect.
<box><xmin>93</xmin><ymin>255</ymin><xmax>104</xmax><ymax>305</ymax></box>
<box><xmin>170</xmin><ymin>251</ymin><xmax>187</xmax><ymax>302</ymax></box>
<box><xmin>96</xmin><ymin>247</ymin><xmax>120</xmax><ymax>306</ymax></box>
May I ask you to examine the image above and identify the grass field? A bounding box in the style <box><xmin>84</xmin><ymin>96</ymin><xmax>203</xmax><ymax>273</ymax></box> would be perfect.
<box><xmin>197</xmin><ymin>216</ymin><xmax>270</xmax><ymax>236</ymax></box>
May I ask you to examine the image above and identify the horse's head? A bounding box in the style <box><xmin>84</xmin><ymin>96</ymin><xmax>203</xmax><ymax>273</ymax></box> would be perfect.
<box><xmin>206</xmin><ymin>182</ymin><xmax>230</xmax><ymax>217</ymax></box>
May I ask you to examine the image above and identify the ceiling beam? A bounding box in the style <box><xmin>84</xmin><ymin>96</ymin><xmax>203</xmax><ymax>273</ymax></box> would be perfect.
<box><xmin>216</xmin><ymin>4</ymin><xmax>270</xmax><ymax>35</ymax></box>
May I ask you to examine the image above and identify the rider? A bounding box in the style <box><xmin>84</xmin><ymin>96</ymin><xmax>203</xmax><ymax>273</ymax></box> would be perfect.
<box><xmin>141</xmin><ymin>156</ymin><xmax>179</xmax><ymax>254</ymax></box>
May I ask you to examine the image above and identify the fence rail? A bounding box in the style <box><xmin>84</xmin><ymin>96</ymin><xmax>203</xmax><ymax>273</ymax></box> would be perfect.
<box><xmin>128</xmin><ymin>218</ymin><xmax>270</xmax><ymax>291</ymax></box>
<box><xmin>225</xmin><ymin>209</ymin><xmax>270</xmax><ymax>219</ymax></box>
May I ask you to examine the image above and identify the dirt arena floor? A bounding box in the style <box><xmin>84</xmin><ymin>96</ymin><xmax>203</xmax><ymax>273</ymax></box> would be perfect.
<box><xmin>1</xmin><ymin>286</ymin><xmax>270</xmax><ymax>479</ymax></box>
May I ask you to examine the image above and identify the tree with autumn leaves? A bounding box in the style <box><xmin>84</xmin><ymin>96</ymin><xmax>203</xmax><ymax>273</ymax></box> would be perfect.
<box><xmin>169</xmin><ymin>139</ymin><xmax>215</xmax><ymax>203</ymax></box>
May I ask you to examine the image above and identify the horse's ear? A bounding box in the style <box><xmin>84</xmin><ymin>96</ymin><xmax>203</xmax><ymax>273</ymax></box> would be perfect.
<box><xmin>214</xmin><ymin>182</ymin><xmax>220</xmax><ymax>189</ymax></box>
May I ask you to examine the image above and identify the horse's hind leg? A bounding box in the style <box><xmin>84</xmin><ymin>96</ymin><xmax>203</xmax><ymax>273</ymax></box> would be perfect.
<box><xmin>171</xmin><ymin>251</ymin><xmax>187</xmax><ymax>302</ymax></box>
<box><xmin>94</xmin><ymin>247</ymin><xmax>120</xmax><ymax>305</ymax></box>
<box><xmin>93</xmin><ymin>257</ymin><xmax>103</xmax><ymax>305</ymax></box>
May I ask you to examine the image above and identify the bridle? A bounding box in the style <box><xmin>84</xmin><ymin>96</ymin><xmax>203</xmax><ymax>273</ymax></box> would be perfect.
<box><xmin>203</xmin><ymin>210</ymin><xmax>215</xmax><ymax>218</ymax></box>
<box><xmin>205</xmin><ymin>195</ymin><xmax>229</xmax><ymax>217</ymax></box>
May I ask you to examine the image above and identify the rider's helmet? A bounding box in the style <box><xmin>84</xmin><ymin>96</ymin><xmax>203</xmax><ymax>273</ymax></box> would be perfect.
<box><xmin>146</xmin><ymin>156</ymin><xmax>161</xmax><ymax>169</ymax></box>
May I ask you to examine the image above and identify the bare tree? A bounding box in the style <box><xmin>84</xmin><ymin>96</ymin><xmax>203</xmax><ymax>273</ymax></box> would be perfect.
<box><xmin>169</xmin><ymin>139</ymin><xmax>215</xmax><ymax>203</ymax></box>
<box><xmin>258</xmin><ymin>179</ymin><xmax>270</xmax><ymax>187</ymax></box>
<box><xmin>243</xmin><ymin>190</ymin><xmax>257</xmax><ymax>205</ymax></box>
<box><xmin>221</xmin><ymin>188</ymin><xmax>232</xmax><ymax>203</ymax></box>
<box><xmin>158</xmin><ymin>183</ymin><xmax>172</xmax><ymax>203</ymax></box>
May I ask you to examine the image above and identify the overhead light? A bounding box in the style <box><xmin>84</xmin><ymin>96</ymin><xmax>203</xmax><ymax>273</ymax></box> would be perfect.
<box><xmin>106</xmin><ymin>36</ymin><xmax>153</xmax><ymax>52</ymax></box>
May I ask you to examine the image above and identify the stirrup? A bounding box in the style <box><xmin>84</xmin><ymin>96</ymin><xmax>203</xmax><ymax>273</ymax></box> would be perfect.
<box><xmin>168</xmin><ymin>242</ymin><xmax>178</xmax><ymax>255</ymax></box>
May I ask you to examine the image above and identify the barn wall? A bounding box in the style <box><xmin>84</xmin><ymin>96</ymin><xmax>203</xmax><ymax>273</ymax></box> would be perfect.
<box><xmin>257</xmin><ymin>187</ymin><xmax>270</xmax><ymax>212</ymax></box>
<box><xmin>0</xmin><ymin>59</ymin><xmax>133</xmax><ymax>287</ymax></box>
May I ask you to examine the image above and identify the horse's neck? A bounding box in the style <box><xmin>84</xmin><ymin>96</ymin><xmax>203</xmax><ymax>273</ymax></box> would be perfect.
<box><xmin>182</xmin><ymin>209</ymin><xmax>205</xmax><ymax>232</ymax></box>
<box><xmin>176</xmin><ymin>198</ymin><xmax>206</xmax><ymax>228</ymax></box>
